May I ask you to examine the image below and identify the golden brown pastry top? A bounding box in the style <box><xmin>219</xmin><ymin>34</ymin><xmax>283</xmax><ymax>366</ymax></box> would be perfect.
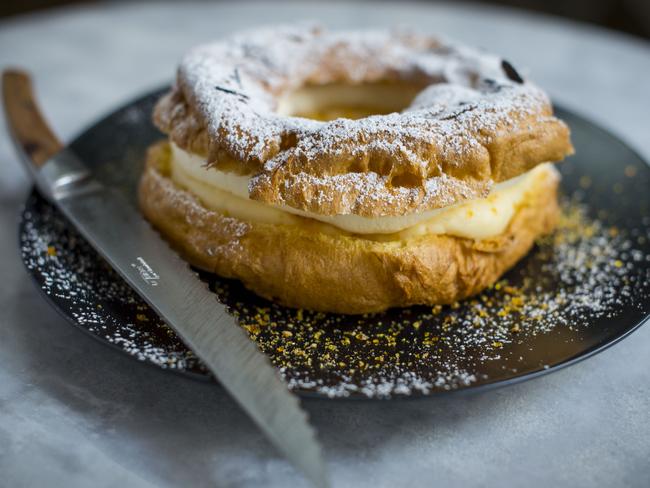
<box><xmin>154</xmin><ymin>25</ymin><xmax>573</xmax><ymax>218</ymax></box>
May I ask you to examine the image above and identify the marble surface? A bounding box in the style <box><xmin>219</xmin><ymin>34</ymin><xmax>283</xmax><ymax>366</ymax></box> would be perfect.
<box><xmin>1</xmin><ymin>2</ymin><xmax>649</xmax><ymax>487</ymax></box>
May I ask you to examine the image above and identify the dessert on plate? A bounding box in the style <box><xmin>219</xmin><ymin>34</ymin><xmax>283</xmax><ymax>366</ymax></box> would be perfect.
<box><xmin>139</xmin><ymin>25</ymin><xmax>573</xmax><ymax>314</ymax></box>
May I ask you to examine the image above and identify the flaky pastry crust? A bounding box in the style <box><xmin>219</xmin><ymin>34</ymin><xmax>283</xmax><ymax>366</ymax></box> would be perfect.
<box><xmin>139</xmin><ymin>142</ymin><xmax>560</xmax><ymax>314</ymax></box>
<box><xmin>153</xmin><ymin>26</ymin><xmax>573</xmax><ymax>218</ymax></box>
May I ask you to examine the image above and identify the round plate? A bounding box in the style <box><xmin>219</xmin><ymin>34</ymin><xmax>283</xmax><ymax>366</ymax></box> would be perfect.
<box><xmin>19</xmin><ymin>88</ymin><xmax>650</xmax><ymax>399</ymax></box>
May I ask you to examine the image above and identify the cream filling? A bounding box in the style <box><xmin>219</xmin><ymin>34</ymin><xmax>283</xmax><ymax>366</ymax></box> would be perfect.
<box><xmin>170</xmin><ymin>143</ymin><xmax>558</xmax><ymax>240</ymax></box>
<box><xmin>276</xmin><ymin>82</ymin><xmax>423</xmax><ymax>119</ymax></box>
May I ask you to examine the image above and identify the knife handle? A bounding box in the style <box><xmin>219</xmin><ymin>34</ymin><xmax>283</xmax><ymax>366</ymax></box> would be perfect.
<box><xmin>2</xmin><ymin>69</ymin><xmax>94</xmax><ymax>202</ymax></box>
<box><xmin>2</xmin><ymin>69</ymin><xmax>63</xmax><ymax>168</ymax></box>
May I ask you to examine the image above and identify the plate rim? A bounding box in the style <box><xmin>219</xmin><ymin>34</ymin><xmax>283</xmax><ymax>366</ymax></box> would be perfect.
<box><xmin>15</xmin><ymin>86</ymin><xmax>650</xmax><ymax>400</ymax></box>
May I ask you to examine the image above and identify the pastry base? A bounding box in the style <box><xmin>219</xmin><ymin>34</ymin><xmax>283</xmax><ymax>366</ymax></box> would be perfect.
<box><xmin>138</xmin><ymin>142</ymin><xmax>560</xmax><ymax>314</ymax></box>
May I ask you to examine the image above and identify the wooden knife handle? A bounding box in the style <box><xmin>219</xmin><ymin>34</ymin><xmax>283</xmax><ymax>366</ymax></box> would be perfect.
<box><xmin>2</xmin><ymin>69</ymin><xmax>62</xmax><ymax>167</ymax></box>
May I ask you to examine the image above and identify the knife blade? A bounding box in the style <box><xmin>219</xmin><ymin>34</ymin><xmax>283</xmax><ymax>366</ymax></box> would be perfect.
<box><xmin>3</xmin><ymin>70</ymin><xmax>328</xmax><ymax>488</ymax></box>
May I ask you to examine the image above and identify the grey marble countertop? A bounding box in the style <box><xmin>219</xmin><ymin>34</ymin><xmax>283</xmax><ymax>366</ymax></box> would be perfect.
<box><xmin>1</xmin><ymin>2</ymin><xmax>649</xmax><ymax>487</ymax></box>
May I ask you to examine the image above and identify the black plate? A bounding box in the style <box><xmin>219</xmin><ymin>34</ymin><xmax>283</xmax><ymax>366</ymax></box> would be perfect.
<box><xmin>18</xmin><ymin>88</ymin><xmax>650</xmax><ymax>399</ymax></box>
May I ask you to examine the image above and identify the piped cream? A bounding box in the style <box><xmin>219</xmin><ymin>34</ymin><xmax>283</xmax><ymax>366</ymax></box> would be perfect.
<box><xmin>170</xmin><ymin>142</ymin><xmax>559</xmax><ymax>240</ymax></box>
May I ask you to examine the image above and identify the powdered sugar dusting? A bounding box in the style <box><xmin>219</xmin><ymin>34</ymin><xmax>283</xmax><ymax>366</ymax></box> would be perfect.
<box><xmin>21</xmin><ymin>193</ymin><xmax>650</xmax><ymax>398</ymax></box>
<box><xmin>170</xmin><ymin>25</ymin><xmax>566</xmax><ymax>217</ymax></box>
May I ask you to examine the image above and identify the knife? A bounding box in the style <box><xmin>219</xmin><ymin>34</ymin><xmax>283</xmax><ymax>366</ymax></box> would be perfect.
<box><xmin>2</xmin><ymin>69</ymin><xmax>328</xmax><ymax>488</ymax></box>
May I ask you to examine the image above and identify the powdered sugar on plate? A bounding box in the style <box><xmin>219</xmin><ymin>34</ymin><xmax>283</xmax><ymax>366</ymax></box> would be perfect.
<box><xmin>20</xmin><ymin>193</ymin><xmax>650</xmax><ymax>398</ymax></box>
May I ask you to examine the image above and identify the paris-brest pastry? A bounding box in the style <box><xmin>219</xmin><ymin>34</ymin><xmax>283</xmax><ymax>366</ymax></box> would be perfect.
<box><xmin>139</xmin><ymin>26</ymin><xmax>573</xmax><ymax>314</ymax></box>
